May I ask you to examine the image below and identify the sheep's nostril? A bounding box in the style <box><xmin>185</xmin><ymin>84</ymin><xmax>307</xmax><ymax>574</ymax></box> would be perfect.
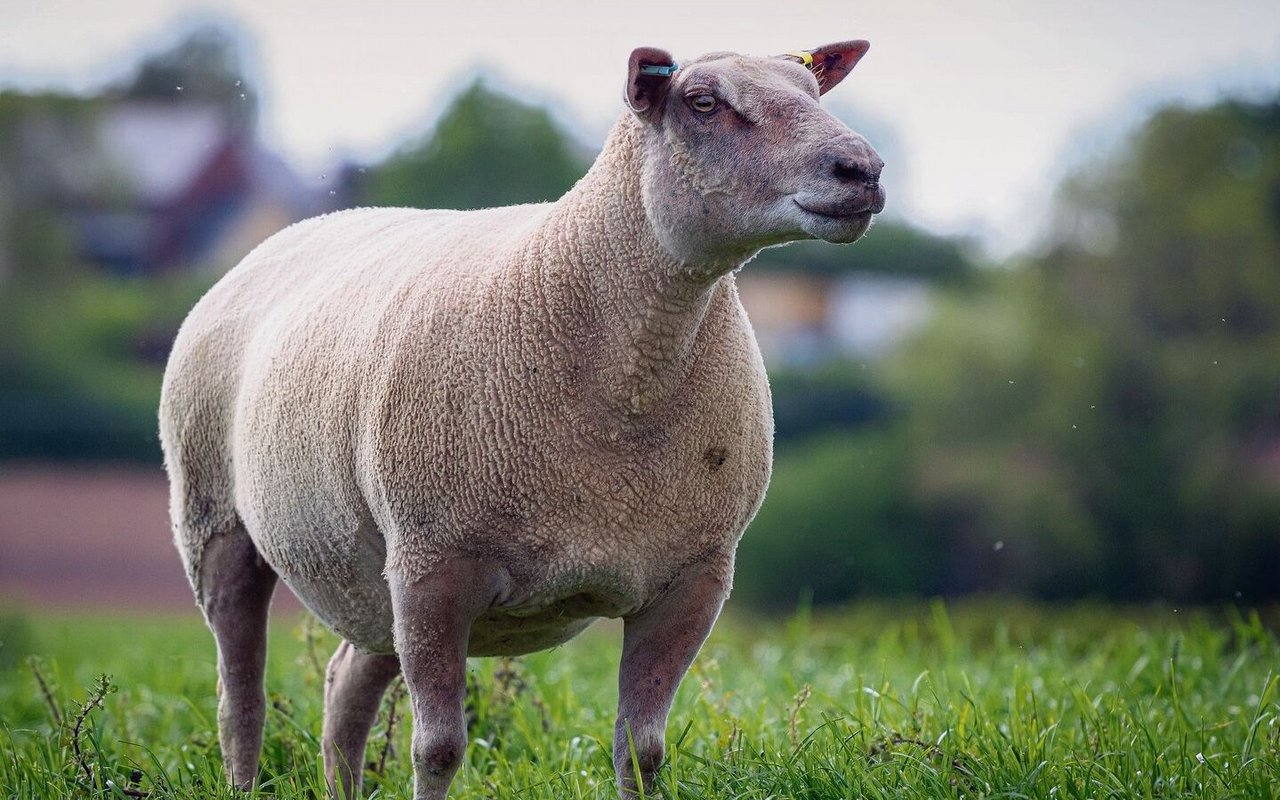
<box><xmin>831</xmin><ymin>159</ymin><xmax>870</xmax><ymax>184</ymax></box>
<box><xmin>831</xmin><ymin>157</ymin><xmax>882</xmax><ymax>188</ymax></box>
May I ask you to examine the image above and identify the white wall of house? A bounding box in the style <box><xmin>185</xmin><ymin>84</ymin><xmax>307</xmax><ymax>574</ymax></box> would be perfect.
<box><xmin>828</xmin><ymin>274</ymin><xmax>934</xmax><ymax>360</ymax></box>
<box><xmin>737</xmin><ymin>271</ymin><xmax>934</xmax><ymax>367</ymax></box>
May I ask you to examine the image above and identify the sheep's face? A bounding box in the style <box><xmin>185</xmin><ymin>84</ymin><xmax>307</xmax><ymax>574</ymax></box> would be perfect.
<box><xmin>626</xmin><ymin>42</ymin><xmax>885</xmax><ymax>267</ymax></box>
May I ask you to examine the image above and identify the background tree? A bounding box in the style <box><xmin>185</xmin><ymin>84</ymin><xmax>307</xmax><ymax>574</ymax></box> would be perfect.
<box><xmin>740</xmin><ymin>93</ymin><xmax>1280</xmax><ymax>606</ymax></box>
<box><xmin>117</xmin><ymin>25</ymin><xmax>258</xmax><ymax>132</ymax></box>
<box><xmin>362</xmin><ymin>81</ymin><xmax>590</xmax><ymax>210</ymax></box>
<box><xmin>891</xmin><ymin>94</ymin><xmax>1280</xmax><ymax>601</ymax></box>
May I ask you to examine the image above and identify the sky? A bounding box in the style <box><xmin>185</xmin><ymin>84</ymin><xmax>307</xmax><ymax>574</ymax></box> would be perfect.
<box><xmin>3</xmin><ymin>0</ymin><xmax>1279</xmax><ymax>255</ymax></box>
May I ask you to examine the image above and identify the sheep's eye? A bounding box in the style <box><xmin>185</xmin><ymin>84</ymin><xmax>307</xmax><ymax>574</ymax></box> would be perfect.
<box><xmin>690</xmin><ymin>94</ymin><xmax>717</xmax><ymax>113</ymax></box>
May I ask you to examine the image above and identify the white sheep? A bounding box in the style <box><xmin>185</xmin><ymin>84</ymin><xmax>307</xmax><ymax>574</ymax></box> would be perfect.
<box><xmin>159</xmin><ymin>40</ymin><xmax>885</xmax><ymax>799</ymax></box>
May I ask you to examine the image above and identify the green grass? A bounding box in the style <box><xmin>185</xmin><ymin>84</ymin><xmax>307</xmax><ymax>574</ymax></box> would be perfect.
<box><xmin>1</xmin><ymin>601</ymin><xmax>1278</xmax><ymax>798</ymax></box>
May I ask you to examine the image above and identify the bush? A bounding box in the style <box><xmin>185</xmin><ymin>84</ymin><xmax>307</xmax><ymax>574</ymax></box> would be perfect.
<box><xmin>735</xmin><ymin>429</ymin><xmax>934</xmax><ymax>609</ymax></box>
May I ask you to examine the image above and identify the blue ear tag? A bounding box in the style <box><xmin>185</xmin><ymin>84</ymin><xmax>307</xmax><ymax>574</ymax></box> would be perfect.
<box><xmin>638</xmin><ymin>63</ymin><xmax>679</xmax><ymax>77</ymax></box>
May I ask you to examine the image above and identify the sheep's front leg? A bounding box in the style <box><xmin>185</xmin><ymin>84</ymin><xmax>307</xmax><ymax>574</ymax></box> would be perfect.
<box><xmin>614</xmin><ymin>564</ymin><xmax>729</xmax><ymax>797</ymax></box>
<box><xmin>389</xmin><ymin>560</ymin><xmax>503</xmax><ymax>800</ymax></box>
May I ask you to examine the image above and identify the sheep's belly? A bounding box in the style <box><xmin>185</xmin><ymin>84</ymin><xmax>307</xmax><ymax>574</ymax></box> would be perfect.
<box><xmin>467</xmin><ymin>603</ymin><xmax>602</xmax><ymax>657</ymax></box>
<box><xmin>281</xmin><ymin>575</ymin><xmax>606</xmax><ymax>658</ymax></box>
<box><xmin>293</xmin><ymin>583</ymin><xmax>605</xmax><ymax>658</ymax></box>
<box><xmin>271</xmin><ymin>529</ymin><xmax>628</xmax><ymax>656</ymax></box>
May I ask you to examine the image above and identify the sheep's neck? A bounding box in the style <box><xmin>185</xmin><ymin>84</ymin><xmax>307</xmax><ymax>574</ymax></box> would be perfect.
<box><xmin>540</xmin><ymin>117</ymin><xmax>730</xmax><ymax>419</ymax></box>
<box><xmin>597</xmin><ymin>265</ymin><xmax>713</xmax><ymax>419</ymax></box>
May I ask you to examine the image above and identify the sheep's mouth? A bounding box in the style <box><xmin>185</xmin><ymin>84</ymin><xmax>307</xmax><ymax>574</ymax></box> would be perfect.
<box><xmin>793</xmin><ymin>197</ymin><xmax>876</xmax><ymax>243</ymax></box>
<box><xmin>793</xmin><ymin>199</ymin><xmax>876</xmax><ymax>221</ymax></box>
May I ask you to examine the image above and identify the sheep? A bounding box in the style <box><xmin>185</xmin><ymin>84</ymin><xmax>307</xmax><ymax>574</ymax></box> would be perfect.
<box><xmin>159</xmin><ymin>39</ymin><xmax>885</xmax><ymax>799</ymax></box>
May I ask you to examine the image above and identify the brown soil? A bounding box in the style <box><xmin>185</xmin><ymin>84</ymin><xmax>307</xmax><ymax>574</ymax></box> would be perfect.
<box><xmin>0</xmin><ymin>463</ymin><xmax>299</xmax><ymax>613</ymax></box>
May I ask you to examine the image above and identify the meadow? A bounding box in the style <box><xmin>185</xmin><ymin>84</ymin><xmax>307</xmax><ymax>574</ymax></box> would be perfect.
<box><xmin>1</xmin><ymin>601</ymin><xmax>1277</xmax><ymax>799</ymax></box>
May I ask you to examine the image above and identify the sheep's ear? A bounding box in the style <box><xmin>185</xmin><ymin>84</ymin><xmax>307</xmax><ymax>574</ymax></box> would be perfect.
<box><xmin>626</xmin><ymin>46</ymin><xmax>677</xmax><ymax>119</ymax></box>
<box><xmin>778</xmin><ymin>40</ymin><xmax>870</xmax><ymax>96</ymax></box>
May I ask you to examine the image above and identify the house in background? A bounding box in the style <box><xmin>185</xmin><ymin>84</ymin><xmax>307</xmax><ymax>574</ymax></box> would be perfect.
<box><xmin>0</xmin><ymin>90</ymin><xmax>325</xmax><ymax>282</ymax></box>
<box><xmin>0</xmin><ymin>25</ymin><xmax>331</xmax><ymax>278</ymax></box>
<box><xmin>736</xmin><ymin>272</ymin><xmax>830</xmax><ymax>366</ymax></box>
<box><xmin>827</xmin><ymin>273</ymin><xmax>934</xmax><ymax>358</ymax></box>
<box><xmin>67</xmin><ymin>101</ymin><xmax>318</xmax><ymax>276</ymax></box>
<box><xmin>736</xmin><ymin>270</ymin><xmax>934</xmax><ymax>367</ymax></box>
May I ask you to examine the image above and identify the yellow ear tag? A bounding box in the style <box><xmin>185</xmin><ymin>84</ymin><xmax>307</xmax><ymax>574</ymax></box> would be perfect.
<box><xmin>786</xmin><ymin>51</ymin><xmax>814</xmax><ymax>69</ymax></box>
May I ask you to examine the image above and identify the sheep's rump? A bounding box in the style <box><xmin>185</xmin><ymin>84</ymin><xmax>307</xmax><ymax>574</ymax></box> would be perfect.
<box><xmin>160</xmin><ymin>205</ymin><xmax>549</xmax><ymax>650</ymax></box>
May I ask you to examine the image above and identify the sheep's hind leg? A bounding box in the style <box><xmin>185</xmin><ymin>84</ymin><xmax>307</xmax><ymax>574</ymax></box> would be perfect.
<box><xmin>388</xmin><ymin>559</ymin><xmax>506</xmax><ymax>800</ymax></box>
<box><xmin>614</xmin><ymin>564</ymin><xmax>730</xmax><ymax>798</ymax></box>
<box><xmin>323</xmin><ymin>640</ymin><xmax>401</xmax><ymax>799</ymax></box>
<box><xmin>197</xmin><ymin>525</ymin><xmax>278</xmax><ymax>790</ymax></box>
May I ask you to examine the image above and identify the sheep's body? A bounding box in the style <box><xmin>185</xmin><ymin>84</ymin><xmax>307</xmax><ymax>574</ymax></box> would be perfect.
<box><xmin>165</xmin><ymin>44</ymin><xmax>885</xmax><ymax>798</ymax></box>
<box><xmin>162</xmin><ymin>119</ymin><xmax>772</xmax><ymax>659</ymax></box>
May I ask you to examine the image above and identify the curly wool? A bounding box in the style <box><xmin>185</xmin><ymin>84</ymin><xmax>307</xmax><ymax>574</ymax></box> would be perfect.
<box><xmin>159</xmin><ymin>114</ymin><xmax>774</xmax><ymax>655</ymax></box>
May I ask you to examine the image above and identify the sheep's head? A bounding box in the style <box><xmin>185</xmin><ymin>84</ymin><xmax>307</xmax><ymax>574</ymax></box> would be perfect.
<box><xmin>625</xmin><ymin>41</ymin><xmax>885</xmax><ymax>267</ymax></box>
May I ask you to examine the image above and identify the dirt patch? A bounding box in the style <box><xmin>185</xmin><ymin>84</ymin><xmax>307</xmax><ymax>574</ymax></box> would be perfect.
<box><xmin>0</xmin><ymin>463</ymin><xmax>298</xmax><ymax>613</ymax></box>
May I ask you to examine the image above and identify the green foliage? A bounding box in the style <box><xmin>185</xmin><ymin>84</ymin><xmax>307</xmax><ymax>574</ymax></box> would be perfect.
<box><xmin>768</xmin><ymin>359</ymin><xmax>890</xmax><ymax>441</ymax></box>
<box><xmin>1052</xmin><ymin>99</ymin><xmax>1280</xmax><ymax>337</ymax></box>
<box><xmin>0</xmin><ymin>90</ymin><xmax>102</xmax><ymax>155</ymax></box>
<box><xmin>0</xmin><ymin>92</ymin><xmax>104</xmax><ymax>288</ymax></box>
<box><xmin>0</xmin><ymin>268</ymin><xmax>213</xmax><ymax>461</ymax></box>
<box><xmin>736</xmin><ymin>430</ymin><xmax>932</xmax><ymax>609</ymax></box>
<box><xmin>1</xmin><ymin>605</ymin><xmax>1277</xmax><ymax>798</ymax></box>
<box><xmin>738</xmin><ymin>93</ymin><xmax>1280</xmax><ymax>607</ymax></box>
<box><xmin>0</xmin><ymin>614</ymin><xmax>34</xmax><ymax>671</ymax></box>
<box><xmin>870</xmin><ymin>94</ymin><xmax>1280</xmax><ymax>602</ymax></box>
<box><xmin>363</xmin><ymin>81</ymin><xmax>590</xmax><ymax>211</ymax></box>
<box><xmin>0</xmin><ymin>32</ymin><xmax>245</xmax><ymax>461</ymax></box>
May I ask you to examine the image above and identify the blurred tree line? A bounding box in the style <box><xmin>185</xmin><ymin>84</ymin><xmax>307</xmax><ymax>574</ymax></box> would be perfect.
<box><xmin>2</xmin><ymin>29</ymin><xmax>1275</xmax><ymax>605</ymax></box>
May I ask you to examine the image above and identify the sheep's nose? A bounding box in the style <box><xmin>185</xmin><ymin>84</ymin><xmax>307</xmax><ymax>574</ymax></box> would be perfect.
<box><xmin>830</xmin><ymin>151</ymin><xmax>886</xmax><ymax>213</ymax></box>
<box><xmin>831</xmin><ymin>154</ymin><xmax>883</xmax><ymax>187</ymax></box>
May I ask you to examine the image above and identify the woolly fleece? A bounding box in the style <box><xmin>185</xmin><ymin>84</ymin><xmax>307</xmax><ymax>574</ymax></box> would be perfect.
<box><xmin>160</xmin><ymin>115</ymin><xmax>774</xmax><ymax>656</ymax></box>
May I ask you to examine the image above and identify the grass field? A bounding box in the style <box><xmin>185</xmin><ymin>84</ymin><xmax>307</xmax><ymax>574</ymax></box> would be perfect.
<box><xmin>1</xmin><ymin>601</ymin><xmax>1278</xmax><ymax>799</ymax></box>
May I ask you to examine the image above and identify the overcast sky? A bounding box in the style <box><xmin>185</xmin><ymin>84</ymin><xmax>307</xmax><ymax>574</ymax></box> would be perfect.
<box><xmin>4</xmin><ymin>0</ymin><xmax>1278</xmax><ymax>255</ymax></box>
